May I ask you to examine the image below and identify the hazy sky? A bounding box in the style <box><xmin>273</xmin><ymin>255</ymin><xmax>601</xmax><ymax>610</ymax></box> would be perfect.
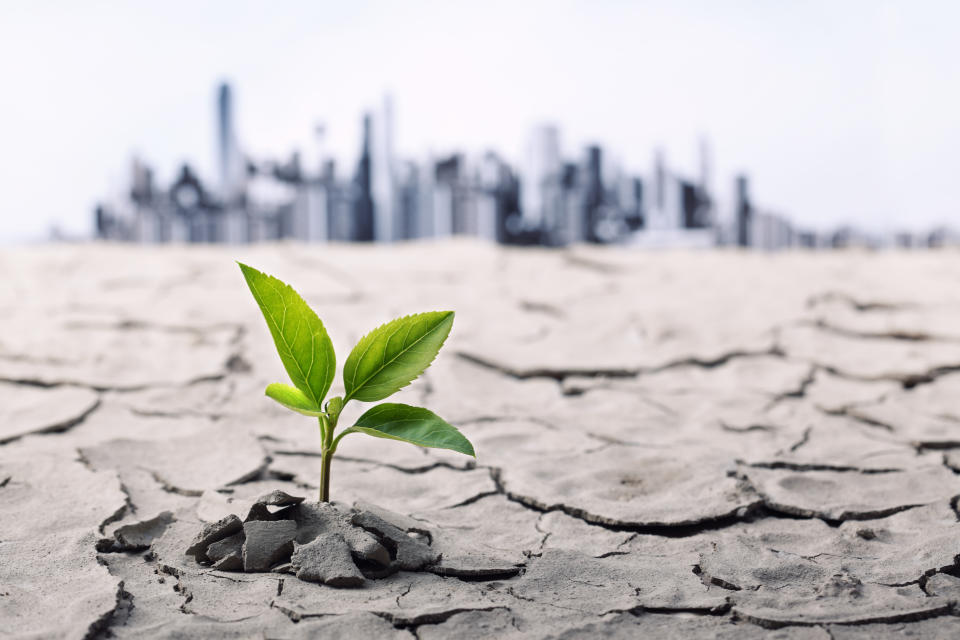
<box><xmin>1</xmin><ymin>0</ymin><xmax>958</xmax><ymax>242</ymax></box>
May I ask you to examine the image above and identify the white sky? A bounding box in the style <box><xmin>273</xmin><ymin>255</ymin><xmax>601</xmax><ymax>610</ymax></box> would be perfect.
<box><xmin>1</xmin><ymin>0</ymin><xmax>958</xmax><ymax>242</ymax></box>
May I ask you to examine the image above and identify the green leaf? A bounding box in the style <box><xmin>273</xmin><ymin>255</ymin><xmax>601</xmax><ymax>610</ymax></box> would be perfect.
<box><xmin>325</xmin><ymin>396</ymin><xmax>344</xmax><ymax>420</ymax></box>
<box><xmin>238</xmin><ymin>263</ymin><xmax>336</xmax><ymax>407</ymax></box>
<box><xmin>344</xmin><ymin>403</ymin><xmax>475</xmax><ymax>457</ymax></box>
<box><xmin>264</xmin><ymin>383</ymin><xmax>324</xmax><ymax>417</ymax></box>
<box><xmin>343</xmin><ymin>311</ymin><xmax>454</xmax><ymax>403</ymax></box>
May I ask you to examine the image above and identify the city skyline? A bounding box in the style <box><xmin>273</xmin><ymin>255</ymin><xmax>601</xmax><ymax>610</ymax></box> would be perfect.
<box><xmin>101</xmin><ymin>82</ymin><xmax>960</xmax><ymax>250</ymax></box>
<box><xmin>2</xmin><ymin>1</ymin><xmax>959</xmax><ymax>243</ymax></box>
<box><xmin>97</xmin><ymin>80</ymin><xmax>757</xmax><ymax>248</ymax></box>
<box><xmin>100</xmin><ymin>80</ymin><xmax>958</xmax><ymax>250</ymax></box>
<box><xmin>98</xmin><ymin>82</ymin><xmax>748</xmax><ymax>248</ymax></box>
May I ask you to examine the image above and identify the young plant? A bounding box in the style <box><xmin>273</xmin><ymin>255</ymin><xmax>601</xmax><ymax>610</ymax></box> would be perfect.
<box><xmin>238</xmin><ymin>262</ymin><xmax>475</xmax><ymax>503</ymax></box>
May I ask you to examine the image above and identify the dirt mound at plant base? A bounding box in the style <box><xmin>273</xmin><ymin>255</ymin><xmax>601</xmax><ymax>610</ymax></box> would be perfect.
<box><xmin>183</xmin><ymin>491</ymin><xmax>505</xmax><ymax>587</ymax></box>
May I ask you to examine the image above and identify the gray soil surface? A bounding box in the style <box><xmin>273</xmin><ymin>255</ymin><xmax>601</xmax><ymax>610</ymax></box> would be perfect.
<box><xmin>2</xmin><ymin>242</ymin><xmax>960</xmax><ymax>638</ymax></box>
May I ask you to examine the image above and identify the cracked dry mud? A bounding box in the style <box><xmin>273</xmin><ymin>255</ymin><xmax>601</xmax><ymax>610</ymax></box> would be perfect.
<box><xmin>3</xmin><ymin>244</ymin><xmax>960</xmax><ymax>638</ymax></box>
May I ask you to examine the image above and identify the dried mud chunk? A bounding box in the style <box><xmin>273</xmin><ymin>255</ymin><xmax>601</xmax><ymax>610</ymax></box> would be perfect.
<box><xmin>354</xmin><ymin>501</ymin><xmax>425</xmax><ymax>532</ymax></box>
<box><xmin>244</xmin><ymin>502</ymin><xmax>275</xmax><ymax>522</ymax></box>
<box><xmin>242</xmin><ymin>520</ymin><xmax>297</xmax><ymax>572</ymax></box>
<box><xmin>212</xmin><ymin>554</ymin><xmax>244</xmax><ymax>572</ymax></box>
<box><xmin>351</xmin><ymin>509</ymin><xmax>440</xmax><ymax>571</ymax></box>
<box><xmin>106</xmin><ymin>511</ymin><xmax>175</xmax><ymax>551</ymax></box>
<box><xmin>207</xmin><ymin>532</ymin><xmax>245</xmax><ymax>572</ymax></box>
<box><xmin>291</xmin><ymin>502</ymin><xmax>390</xmax><ymax>566</ymax></box>
<box><xmin>291</xmin><ymin>532</ymin><xmax>365</xmax><ymax>588</ymax></box>
<box><xmin>254</xmin><ymin>490</ymin><xmax>305</xmax><ymax>507</ymax></box>
<box><xmin>343</xmin><ymin>528</ymin><xmax>391</xmax><ymax>568</ymax></box>
<box><xmin>185</xmin><ymin>514</ymin><xmax>242</xmax><ymax>562</ymax></box>
<box><xmin>289</xmin><ymin>501</ymin><xmax>343</xmax><ymax>542</ymax></box>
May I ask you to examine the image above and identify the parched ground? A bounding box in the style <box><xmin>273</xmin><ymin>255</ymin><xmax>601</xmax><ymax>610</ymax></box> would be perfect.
<box><xmin>3</xmin><ymin>242</ymin><xmax>960</xmax><ymax>639</ymax></box>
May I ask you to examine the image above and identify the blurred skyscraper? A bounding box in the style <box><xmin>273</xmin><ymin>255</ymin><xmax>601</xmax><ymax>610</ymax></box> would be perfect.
<box><xmin>372</xmin><ymin>95</ymin><xmax>397</xmax><ymax>243</ymax></box>
<box><xmin>521</xmin><ymin>125</ymin><xmax>562</xmax><ymax>232</ymax></box>
<box><xmin>216</xmin><ymin>82</ymin><xmax>244</xmax><ymax>203</ymax></box>
<box><xmin>736</xmin><ymin>175</ymin><xmax>752</xmax><ymax>248</ymax></box>
<box><xmin>353</xmin><ymin>114</ymin><xmax>375</xmax><ymax>241</ymax></box>
<box><xmin>582</xmin><ymin>146</ymin><xmax>604</xmax><ymax>243</ymax></box>
<box><xmin>95</xmin><ymin>80</ymin><xmax>830</xmax><ymax>251</ymax></box>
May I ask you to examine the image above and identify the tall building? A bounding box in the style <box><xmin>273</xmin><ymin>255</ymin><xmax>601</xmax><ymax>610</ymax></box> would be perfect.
<box><xmin>632</xmin><ymin>178</ymin><xmax>645</xmax><ymax>227</ymax></box>
<box><xmin>372</xmin><ymin>95</ymin><xmax>397</xmax><ymax>242</ymax></box>
<box><xmin>679</xmin><ymin>178</ymin><xmax>705</xmax><ymax>229</ymax></box>
<box><xmin>647</xmin><ymin>149</ymin><xmax>683</xmax><ymax>230</ymax></box>
<box><xmin>353</xmin><ymin>114</ymin><xmax>375</xmax><ymax>241</ymax></box>
<box><xmin>475</xmin><ymin>152</ymin><xmax>508</xmax><ymax>243</ymax></box>
<box><xmin>433</xmin><ymin>155</ymin><xmax>460</xmax><ymax>238</ymax></box>
<box><xmin>416</xmin><ymin>152</ymin><xmax>436</xmax><ymax>238</ymax></box>
<box><xmin>521</xmin><ymin>125</ymin><xmax>562</xmax><ymax>231</ymax></box>
<box><xmin>736</xmin><ymin>175</ymin><xmax>752</xmax><ymax>247</ymax></box>
<box><xmin>556</xmin><ymin>162</ymin><xmax>584</xmax><ymax>244</ymax></box>
<box><xmin>325</xmin><ymin>160</ymin><xmax>355</xmax><ymax>242</ymax></box>
<box><xmin>696</xmin><ymin>138</ymin><xmax>713</xmax><ymax>229</ymax></box>
<box><xmin>301</xmin><ymin>176</ymin><xmax>329</xmax><ymax>243</ymax></box>
<box><xmin>644</xmin><ymin>148</ymin><xmax>711</xmax><ymax>232</ymax></box>
<box><xmin>300</xmin><ymin>123</ymin><xmax>330</xmax><ymax>243</ymax></box>
<box><xmin>129</xmin><ymin>156</ymin><xmax>157</xmax><ymax>242</ymax></box>
<box><xmin>216</xmin><ymin>82</ymin><xmax>244</xmax><ymax>203</ymax></box>
<box><xmin>583</xmin><ymin>146</ymin><xmax>604</xmax><ymax>243</ymax></box>
<box><xmin>395</xmin><ymin>160</ymin><xmax>420</xmax><ymax>240</ymax></box>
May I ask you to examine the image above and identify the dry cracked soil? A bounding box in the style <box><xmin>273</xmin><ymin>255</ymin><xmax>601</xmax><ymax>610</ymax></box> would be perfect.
<box><xmin>3</xmin><ymin>242</ymin><xmax>960</xmax><ymax>638</ymax></box>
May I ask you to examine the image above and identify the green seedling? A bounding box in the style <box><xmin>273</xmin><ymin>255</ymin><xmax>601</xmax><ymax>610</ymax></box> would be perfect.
<box><xmin>238</xmin><ymin>262</ymin><xmax>474</xmax><ymax>503</ymax></box>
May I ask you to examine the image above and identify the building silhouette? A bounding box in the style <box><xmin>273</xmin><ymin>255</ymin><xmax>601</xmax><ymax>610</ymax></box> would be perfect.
<box><xmin>736</xmin><ymin>175</ymin><xmax>751</xmax><ymax>248</ymax></box>
<box><xmin>95</xmin><ymin>81</ymin><xmax>832</xmax><ymax>250</ymax></box>
<box><xmin>353</xmin><ymin>114</ymin><xmax>375</xmax><ymax>242</ymax></box>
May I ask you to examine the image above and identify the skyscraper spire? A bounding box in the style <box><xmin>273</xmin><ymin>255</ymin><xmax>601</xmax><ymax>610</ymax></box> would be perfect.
<box><xmin>353</xmin><ymin>113</ymin><xmax>375</xmax><ymax>241</ymax></box>
<box><xmin>216</xmin><ymin>81</ymin><xmax>242</xmax><ymax>202</ymax></box>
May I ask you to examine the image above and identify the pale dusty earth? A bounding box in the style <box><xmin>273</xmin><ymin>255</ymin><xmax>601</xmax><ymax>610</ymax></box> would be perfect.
<box><xmin>3</xmin><ymin>241</ymin><xmax>960</xmax><ymax>639</ymax></box>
